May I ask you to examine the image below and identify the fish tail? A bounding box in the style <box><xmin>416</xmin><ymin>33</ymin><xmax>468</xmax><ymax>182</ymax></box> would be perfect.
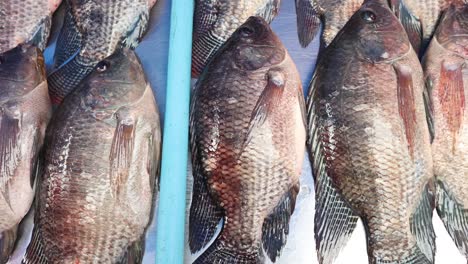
<box><xmin>47</xmin><ymin>56</ymin><xmax>94</xmax><ymax>105</ymax></box>
<box><xmin>0</xmin><ymin>226</ymin><xmax>17</xmax><ymax>263</ymax></box>
<box><xmin>191</xmin><ymin>32</ymin><xmax>224</xmax><ymax>77</ymax></box>
<box><xmin>53</xmin><ymin>2</ymin><xmax>82</xmax><ymax>69</ymax></box>
<box><xmin>193</xmin><ymin>238</ymin><xmax>264</xmax><ymax>264</ymax></box>
<box><xmin>436</xmin><ymin>180</ymin><xmax>468</xmax><ymax>258</ymax></box>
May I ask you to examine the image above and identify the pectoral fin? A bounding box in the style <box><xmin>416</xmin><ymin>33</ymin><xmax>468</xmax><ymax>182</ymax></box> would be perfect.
<box><xmin>244</xmin><ymin>69</ymin><xmax>285</xmax><ymax>149</ymax></box>
<box><xmin>109</xmin><ymin>115</ymin><xmax>136</xmax><ymax>197</ymax></box>
<box><xmin>0</xmin><ymin>113</ymin><xmax>21</xmax><ymax>207</ymax></box>
<box><xmin>438</xmin><ymin>61</ymin><xmax>465</xmax><ymax>152</ymax></box>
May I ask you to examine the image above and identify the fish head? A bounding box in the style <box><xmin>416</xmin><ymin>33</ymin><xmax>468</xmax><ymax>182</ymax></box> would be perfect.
<box><xmin>81</xmin><ymin>48</ymin><xmax>147</xmax><ymax>110</ymax></box>
<box><xmin>435</xmin><ymin>3</ymin><xmax>468</xmax><ymax>57</ymax></box>
<box><xmin>338</xmin><ymin>0</ymin><xmax>411</xmax><ymax>63</ymax></box>
<box><xmin>0</xmin><ymin>44</ymin><xmax>45</xmax><ymax>89</ymax></box>
<box><xmin>228</xmin><ymin>16</ymin><xmax>285</xmax><ymax>72</ymax></box>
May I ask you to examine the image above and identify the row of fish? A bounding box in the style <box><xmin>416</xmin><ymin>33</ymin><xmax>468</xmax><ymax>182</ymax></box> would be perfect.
<box><xmin>0</xmin><ymin>0</ymin><xmax>161</xmax><ymax>263</ymax></box>
<box><xmin>189</xmin><ymin>0</ymin><xmax>467</xmax><ymax>263</ymax></box>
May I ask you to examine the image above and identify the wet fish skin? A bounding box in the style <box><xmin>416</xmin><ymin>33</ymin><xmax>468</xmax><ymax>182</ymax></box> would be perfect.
<box><xmin>190</xmin><ymin>16</ymin><xmax>306</xmax><ymax>263</ymax></box>
<box><xmin>295</xmin><ymin>0</ymin><xmax>364</xmax><ymax>48</ymax></box>
<box><xmin>0</xmin><ymin>0</ymin><xmax>61</xmax><ymax>53</ymax></box>
<box><xmin>0</xmin><ymin>44</ymin><xmax>52</xmax><ymax>263</ymax></box>
<box><xmin>24</xmin><ymin>49</ymin><xmax>160</xmax><ymax>263</ymax></box>
<box><xmin>308</xmin><ymin>1</ymin><xmax>435</xmax><ymax>263</ymax></box>
<box><xmin>191</xmin><ymin>0</ymin><xmax>281</xmax><ymax>77</ymax></box>
<box><xmin>389</xmin><ymin>0</ymin><xmax>464</xmax><ymax>56</ymax></box>
<box><xmin>423</xmin><ymin>3</ymin><xmax>468</xmax><ymax>259</ymax></box>
<box><xmin>48</xmin><ymin>0</ymin><xmax>156</xmax><ymax>105</ymax></box>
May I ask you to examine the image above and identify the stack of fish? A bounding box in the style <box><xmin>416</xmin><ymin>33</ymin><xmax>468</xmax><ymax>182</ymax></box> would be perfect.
<box><xmin>0</xmin><ymin>0</ymin><xmax>161</xmax><ymax>263</ymax></box>
<box><xmin>189</xmin><ymin>0</ymin><xmax>468</xmax><ymax>263</ymax></box>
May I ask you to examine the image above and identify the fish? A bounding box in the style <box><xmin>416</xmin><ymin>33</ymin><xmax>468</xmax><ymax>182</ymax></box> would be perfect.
<box><xmin>295</xmin><ymin>0</ymin><xmax>364</xmax><ymax>48</ymax></box>
<box><xmin>48</xmin><ymin>0</ymin><xmax>157</xmax><ymax>105</ymax></box>
<box><xmin>422</xmin><ymin>3</ymin><xmax>468</xmax><ymax>259</ymax></box>
<box><xmin>0</xmin><ymin>0</ymin><xmax>62</xmax><ymax>53</ymax></box>
<box><xmin>22</xmin><ymin>49</ymin><xmax>161</xmax><ymax>263</ymax></box>
<box><xmin>0</xmin><ymin>44</ymin><xmax>52</xmax><ymax>263</ymax></box>
<box><xmin>189</xmin><ymin>16</ymin><xmax>306</xmax><ymax>264</ymax></box>
<box><xmin>307</xmin><ymin>1</ymin><xmax>436</xmax><ymax>263</ymax></box>
<box><xmin>388</xmin><ymin>0</ymin><xmax>463</xmax><ymax>56</ymax></box>
<box><xmin>191</xmin><ymin>0</ymin><xmax>281</xmax><ymax>77</ymax></box>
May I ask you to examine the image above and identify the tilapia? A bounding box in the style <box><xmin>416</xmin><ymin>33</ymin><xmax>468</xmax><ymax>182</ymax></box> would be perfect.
<box><xmin>389</xmin><ymin>0</ymin><xmax>464</xmax><ymax>56</ymax></box>
<box><xmin>189</xmin><ymin>16</ymin><xmax>306</xmax><ymax>264</ymax></box>
<box><xmin>307</xmin><ymin>1</ymin><xmax>435</xmax><ymax>263</ymax></box>
<box><xmin>191</xmin><ymin>0</ymin><xmax>281</xmax><ymax>77</ymax></box>
<box><xmin>295</xmin><ymin>0</ymin><xmax>364</xmax><ymax>47</ymax></box>
<box><xmin>48</xmin><ymin>0</ymin><xmax>157</xmax><ymax>105</ymax></box>
<box><xmin>423</xmin><ymin>3</ymin><xmax>468</xmax><ymax>259</ymax></box>
<box><xmin>0</xmin><ymin>0</ymin><xmax>61</xmax><ymax>53</ymax></box>
<box><xmin>23</xmin><ymin>49</ymin><xmax>161</xmax><ymax>263</ymax></box>
<box><xmin>0</xmin><ymin>44</ymin><xmax>51</xmax><ymax>263</ymax></box>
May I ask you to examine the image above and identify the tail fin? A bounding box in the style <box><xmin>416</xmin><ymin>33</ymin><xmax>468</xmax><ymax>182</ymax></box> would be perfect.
<box><xmin>47</xmin><ymin>56</ymin><xmax>94</xmax><ymax>105</ymax></box>
<box><xmin>0</xmin><ymin>226</ymin><xmax>17</xmax><ymax>263</ymax></box>
<box><xmin>193</xmin><ymin>239</ymin><xmax>264</xmax><ymax>264</ymax></box>
<box><xmin>436</xmin><ymin>180</ymin><xmax>468</xmax><ymax>258</ymax></box>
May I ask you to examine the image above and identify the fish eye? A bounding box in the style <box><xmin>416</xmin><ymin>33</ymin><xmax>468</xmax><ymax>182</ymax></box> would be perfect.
<box><xmin>361</xmin><ymin>10</ymin><xmax>377</xmax><ymax>23</ymax></box>
<box><xmin>96</xmin><ymin>61</ymin><xmax>110</xmax><ymax>72</ymax></box>
<box><xmin>239</xmin><ymin>25</ymin><xmax>255</xmax><ymax>37</ymax></box>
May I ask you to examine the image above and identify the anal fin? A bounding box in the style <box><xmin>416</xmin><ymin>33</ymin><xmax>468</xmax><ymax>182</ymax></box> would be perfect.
<box><xmin>0</xmin><ymin>225</ymin><xmax>18</xmax><ymax>263</ymax></box>
<box><xmin>409</xmin><ymin>182</ymin><xmax>436</xmax><ymax>263</ymax></box>
<box><xmin>262</xmin><ymin>183</ymin><xmax>299</xmax><ymax>262</ymax></box>
<box><xmin>188</xmin><ymin>165</ymin><xmax>224</xmax><ymax>253</ymax></box>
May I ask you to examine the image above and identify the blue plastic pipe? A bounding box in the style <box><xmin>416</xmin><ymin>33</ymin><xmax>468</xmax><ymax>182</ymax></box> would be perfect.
<box><xmin>155</xmin><ymin>0</ymin><xmax>194</xmax><ymax>262</ymax></box>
